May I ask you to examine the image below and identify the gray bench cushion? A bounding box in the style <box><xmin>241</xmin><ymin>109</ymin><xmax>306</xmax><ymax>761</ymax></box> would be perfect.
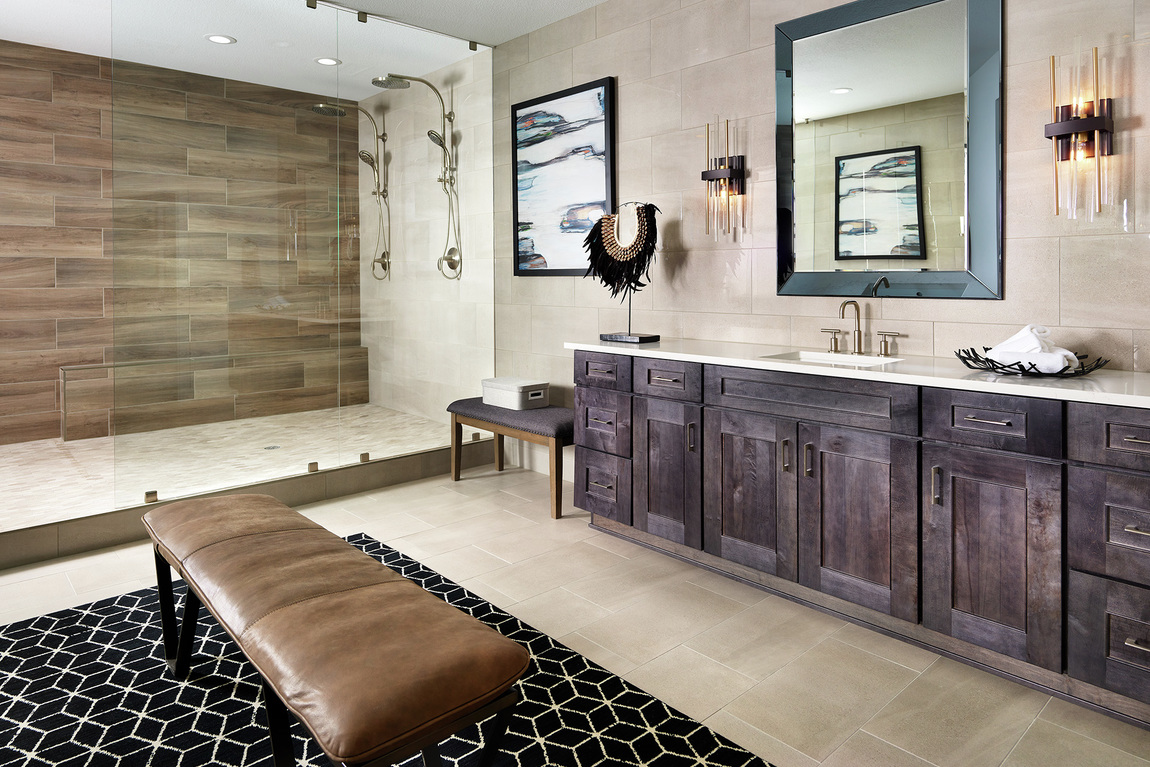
<box><xmin>448</xmin><ymin>397</ymin><xmax>574</xmax><ymax>443</ymax></box>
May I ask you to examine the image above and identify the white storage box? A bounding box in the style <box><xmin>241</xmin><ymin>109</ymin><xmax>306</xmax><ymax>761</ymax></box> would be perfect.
<box><xmin>482</xmin><ymin>377</ymin><xmax>549</xmax><ymax>410</ymax></box>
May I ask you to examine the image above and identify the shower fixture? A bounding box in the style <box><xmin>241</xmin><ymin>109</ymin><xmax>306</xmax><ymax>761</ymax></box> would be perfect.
<box><xmin>310</xmin><ymin>102</ymin><xmax>392</xmax><ymax>280</ymax></box>
<box><xmin>374</xmin><ymin>73</ymin><xmax>462</xmax><ymax>279</ymax></box>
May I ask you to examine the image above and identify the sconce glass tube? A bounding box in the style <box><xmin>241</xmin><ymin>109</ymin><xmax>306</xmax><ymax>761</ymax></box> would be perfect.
<box><xmin>702</xmin><ymin>118</ymin><xmax>746</xmax><ymax>237</ymax></box>
<box><xmin>1045</xmin><ymin>39</ymin><xmax>1113</xmax><ymax>218</ymax></box>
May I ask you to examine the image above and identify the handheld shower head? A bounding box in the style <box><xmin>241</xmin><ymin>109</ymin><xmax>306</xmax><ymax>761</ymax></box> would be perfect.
<box><xmin>358</xmin><ymin>150</ymin><xmax>378</xmax><ymax>170</ymax></box>
<box><xmin>311</xmin><ymin>103</ymin><xmax>347</xmax><ymax>117</ymax></box>
<box><xmin>372</xmin><ymin>75</ymin><xmax>410</xmax><ymax>90</ymax></box>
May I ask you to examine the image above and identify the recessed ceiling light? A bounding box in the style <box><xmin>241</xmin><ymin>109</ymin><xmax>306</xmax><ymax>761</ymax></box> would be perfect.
<box><xmin>830</xmin><ymin>87</ymin><xmax>853</xmax><ymax>95</ymax></box>
<box><xmin>315</xmin><ymin>57</ymin><xmax>342</xmax><ymax>66</ymax></box>
<box><xmin>205</xmin><ymin>34</ymin><xmax>237</xmax><ymax>45</ymax></box>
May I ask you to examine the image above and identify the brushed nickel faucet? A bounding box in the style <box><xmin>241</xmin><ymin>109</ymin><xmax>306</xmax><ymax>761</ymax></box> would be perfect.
<box><xmin>839</xmin><ymin>300</ymin><xmax>863</xmax><ymax>354</ymax></box>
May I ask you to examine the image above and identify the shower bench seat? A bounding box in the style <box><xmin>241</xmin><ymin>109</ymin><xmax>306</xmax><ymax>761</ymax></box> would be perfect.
<box><xmin>142</xmin><ymin>494</ymin><xmax>529</xmax><ymax>767</ymax></box>
<box><xmin>446</xmin><ymin>397</ymin><xmax>575</xmax><ymax>519</ymax></box>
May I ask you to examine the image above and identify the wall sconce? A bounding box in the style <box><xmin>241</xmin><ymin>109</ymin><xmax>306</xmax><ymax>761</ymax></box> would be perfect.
<box><xmin>1044</xmin><ymin>42</ymin><xmax>1113</xmax><ymax>216</ymax></box>
<box><xmin>701</xmin><ymin>118</ymin><xmax>746</xmax><ymax>236</ymax></box>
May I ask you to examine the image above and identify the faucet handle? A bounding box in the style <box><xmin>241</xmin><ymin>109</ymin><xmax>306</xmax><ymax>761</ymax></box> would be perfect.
<box><xmin>876</xmin><ymin>331</ymin><xmax>900</xmax><ymax>357</ymax></box>
<box><xmin>820</xmin><ymin>328</ymin><xmax>842</xmax><ymax>353</ymax></box>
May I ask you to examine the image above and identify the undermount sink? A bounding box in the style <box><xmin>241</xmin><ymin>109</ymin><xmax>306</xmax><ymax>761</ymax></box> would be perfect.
<box><xmin>761</xmin><ymin>350</ymin><xmax>903</xmax><ymax>367</ymax></box>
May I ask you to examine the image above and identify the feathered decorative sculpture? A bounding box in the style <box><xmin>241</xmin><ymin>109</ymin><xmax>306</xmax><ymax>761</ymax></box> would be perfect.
<box><xmin>582</xmin><ymin>203</ymin><xmax>661</xmax><ymax>343</ymax></box>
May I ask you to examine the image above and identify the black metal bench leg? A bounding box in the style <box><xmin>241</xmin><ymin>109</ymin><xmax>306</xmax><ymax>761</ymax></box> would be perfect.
<box><xmin>170</xmin><ymin>585</ymin><xmax>201</xmax><ymax>678</ymax></box>
<box><xmin>476</xmin><ymin>693</ymin><xmax>517</xmax><ymax>767</ymax></box>
<box><xmin>153</xmin><ymin>547</ymin><xmax>179</xmax><ymax>666</ymax></box>
<box><xmin>262</xmin><ymin>678</ymin><xmax>297</xmax><ymax>767</ymax></box>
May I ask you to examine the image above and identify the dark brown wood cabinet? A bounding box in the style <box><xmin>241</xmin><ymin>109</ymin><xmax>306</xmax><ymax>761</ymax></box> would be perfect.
<box><xmin>633</xmin><ymin>395</ymin><xmax>703</xmax><ymax>548</ymax></box>
<box><xmin>1068</xmin><ymin>570</ymin><xmax>1150</xmax><ymax>705</ymax></box>
<box><xmin>573</xmin><ymin>352</ymin><xmax>634</xmax><ymax>529</ymax></box>
<box><xmin>798</xmin><ymin>423</ymin><xmax>919</xmax><ymax>621</ymax></box>
<box><xmin>703</xmin><ymin>408</ymin><xmax>797</xmax><ymax>579</ymax></box>
<box><xmin>922</xmin><ymin>443</ymin><xmax>1062</xmax><ymax>671</ymax></box>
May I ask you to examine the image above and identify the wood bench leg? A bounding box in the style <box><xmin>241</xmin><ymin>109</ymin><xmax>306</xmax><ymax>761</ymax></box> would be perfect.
<box><xmin>420</xmin><ymin>742</ymin><xmax>443</xmax><ymax>767</ymax></box>
<box><xmin>549</xmin><ymin>437</ymin><xmax>562</xmax><ymax>520</ymax></box>
<box><xmin>494</xmin><ymin>432</ymin><xmax>504</xmax><ymax>472</ymax></box>
<box><xmin>262</xmin><ymin>678</ymin><xmax>297</xmax><ymax>767</ymax></box>
<box><xmin>476</xmin><ymin>698</ymin><xmax>517</xmax><ymax>767</ymax></box>
<box><xmin>171</xmin><ymin>586</ymin><xmax>202</xmax><ymax>678</ymax></box>
<box><xmin>450</xmin><ymin>413</ymin><xmax>462</xmax><ymax>481</ymax></box>
<box><xmin>153</xmin><ymin>547</ymin><xmax>179</xmax><ymax>666</ymax></box>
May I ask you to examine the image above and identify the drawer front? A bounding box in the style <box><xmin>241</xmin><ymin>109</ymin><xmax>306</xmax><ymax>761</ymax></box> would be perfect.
<box><xmin>923</xmin><ymin>388</ymin><xmax>1062</xmax><ymax>458</ymax></box>
<box><xmin>705</xmin><ymin>364</ymin><xmax>919</xmax><ymax>435</ymax></box>
<box><xmin>633</xmin><ymin>358</ymin><xmax>703</xmax><ymax>402</ymax></box>
<box><xmin>1068</xmin><ymin>570</ymin><xmax>1150</xmax><ymax>705</ymax></box>
<box><xmin>574</xmin><ymin>351</ymin><xmax>632</xmax><ymax>392</ymax></box>
<box><xmin>1068</xmin><ymin>466</ymin><xmax>1150</xmax><ymax>587</ymax></box>
<box><xmin>575</xmin><ymin>387</ymin><xmax>631</xmax><ymax>457</ymax></box>
<box><xmin>1069</xmin><ymin>402</ymin><xmax>1150</xmax><ymax>472</ymax></box>
<box><xmin>574</xmin><ymin>447</ymin><xmax>632</xmax><ymax>524</ymax></box>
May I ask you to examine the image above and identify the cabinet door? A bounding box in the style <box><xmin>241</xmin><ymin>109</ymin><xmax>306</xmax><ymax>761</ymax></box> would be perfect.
<box><xmin>703</xmin><ymin>408</ymin><xmax>797</xmax><ymax>580</ymax></box>
<box><xmin>798</xmin><ymin>424</ymin><xmax>918</xmax><ymax>621</ymax></box>
<box><xmin>633</xmin><ymin>396</ymin><xmax>703</xmax><ymax>548</ymax></box>
<box><xmin>923</xmin><ymin>444</ymin><xmax>1062</xmax><ymax>671</ymax></box>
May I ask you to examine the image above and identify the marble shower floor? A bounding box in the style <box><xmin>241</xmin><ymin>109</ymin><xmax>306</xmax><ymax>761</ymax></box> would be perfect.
<box><xmin>0</xmin><ymin>404</ymin><xmax>477</xmax><ymax>533</ymax></box>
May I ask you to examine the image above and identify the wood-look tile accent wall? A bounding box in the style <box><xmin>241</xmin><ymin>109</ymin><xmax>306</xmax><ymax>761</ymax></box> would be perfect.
<box><xmin>0</xmin><ymin>39</ymin><xmax>365</xmax><ymax>445</ymax></box>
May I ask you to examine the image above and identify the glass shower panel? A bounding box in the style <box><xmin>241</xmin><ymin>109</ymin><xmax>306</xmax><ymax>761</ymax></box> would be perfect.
<box><xmin>107</xmin><ymin>0</ymin><xmax>348</xmax><ymax>506</ymax></box>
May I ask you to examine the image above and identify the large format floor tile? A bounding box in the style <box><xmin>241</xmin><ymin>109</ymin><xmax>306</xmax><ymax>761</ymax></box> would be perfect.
<box><xmin>3</xmin><ymin>467</ymin><xmax>1150</xmax><ymax>766</ymax></box>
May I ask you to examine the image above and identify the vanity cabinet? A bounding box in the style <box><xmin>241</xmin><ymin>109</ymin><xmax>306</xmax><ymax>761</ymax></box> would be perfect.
<box><xmin>921</xmin><ymin>389</ymin><xmax>1064</xmax><ymax>672</ymax></box>
<box><xmin>573</xmin><ymin>352</ymin><xmax>633</xmax><ymax>525</ymax></box>
<box><xmin>1067</xmin><ymin>403</ymin><xmax>1150</xmax><ymax>703</ymax></box>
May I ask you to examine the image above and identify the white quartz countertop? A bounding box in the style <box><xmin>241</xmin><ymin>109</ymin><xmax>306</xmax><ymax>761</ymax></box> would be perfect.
<box><xmin>565</xmin><ymin>338</ymin><xmax>1150</xmax><ymax>409</ymax></box>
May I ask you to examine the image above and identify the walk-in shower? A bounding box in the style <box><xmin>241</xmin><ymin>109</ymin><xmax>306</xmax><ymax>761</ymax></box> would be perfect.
<box><xmin>374</xmin><ymin>73</ymin><xmax>463</xmax><ymax>279</ymax></box>
<box><xmin>312</xmin><ymin>102</ymin><xmax>393</xmax><ymax>280</ymax></box>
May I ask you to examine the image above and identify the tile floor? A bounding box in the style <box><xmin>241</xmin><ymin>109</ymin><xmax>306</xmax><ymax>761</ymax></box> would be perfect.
<box><xmin>2</xmin><ymin>467</ymin><xmax>1148</xmax><ymax>767</ymax></box>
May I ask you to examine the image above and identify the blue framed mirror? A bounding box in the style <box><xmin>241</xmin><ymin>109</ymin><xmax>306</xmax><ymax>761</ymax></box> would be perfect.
<box><xmin>776</xmin><ymin>0</ymin><xmax>1003</xmax><ymax>299</ymax></box>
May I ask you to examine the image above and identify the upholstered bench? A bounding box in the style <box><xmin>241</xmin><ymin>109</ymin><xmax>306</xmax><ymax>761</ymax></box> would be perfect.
<box><xmin>446</xmin><ymin>397</ymin><xmax>575</xmax><ymax>519</ymax></box>
<box><xmin>142</xmin><ymin>494</ymin><xmax>530</xmax><ymax>767</ymax></box>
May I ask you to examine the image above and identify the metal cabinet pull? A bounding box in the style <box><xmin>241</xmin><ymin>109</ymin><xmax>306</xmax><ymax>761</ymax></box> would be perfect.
<box><xmin>1123</xmin><ymin>436</ymin><xmax>1150</xmax><ymax>446</ymax></box>
<box><xmin>652</xmin><ymin>375</ymin><xmax>681</xmax><ymax>383</ymax></box>
<box><xmin>781</xmin><ymin>439</ymin><xmax>791</xmax><ymax>472</ymax></box>
<box><xmin>1124</xmin><ymin>638</ymin><xmax>1150</xmax><ymax>653</ymax></box>
<box><xmin>589</xmin><ymin>417</ymin><xmax>613</xmax><ymax>425</ymax></box>
<box><xmin>589</xmin><ymin>481</ymin><xmax>613</xmax><ymax>490</ymax></box>
<box><xmin>963</xmin><ymin>415</ymin><xmax>1012</xmax><ymax>427</ymax></box>
<box><xmin>803</xmin><ymin>443</ymin><xmax>814</xmax><ymax>477</ymax></box>
<box><xmin>688</xmin><ymin>423</ymin><xmax>696</xmax><ymax>453</ymax></box>
<box><xmin>1124</xmin><ymin>525</ymin><xmax>1150</xmax><ymax>538</ymax></box>
<box><xmin>588</xmin><ymin>368</ymin><xmax>613</xmax><ymax>375</ymax></box>
<box><xmin>931</xmin><ymin>466</ymin><xmax>943</xmax><ymax>505</ymax></box>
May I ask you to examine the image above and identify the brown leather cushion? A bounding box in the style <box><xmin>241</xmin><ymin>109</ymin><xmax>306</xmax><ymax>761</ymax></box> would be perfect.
<box><xmin>143</xmin><ymin>494</ymin><xmax>530</xmax><ymax>764</ymax></box>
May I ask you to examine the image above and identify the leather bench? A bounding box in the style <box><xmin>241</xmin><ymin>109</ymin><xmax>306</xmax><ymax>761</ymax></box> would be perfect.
<box><xmin>142</xmin><ymin>494</ymin><xmax>530</xmax><ymax>767</ymax></box>
<box><xmin>446</xmin><ymin>397</ymin><xmax>575</xmax><ymax>519</ymax></box>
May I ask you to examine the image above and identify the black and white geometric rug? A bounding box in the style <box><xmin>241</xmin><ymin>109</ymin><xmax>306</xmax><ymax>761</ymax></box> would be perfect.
<box><xmin>0</xmin><ymin>533</ymin><xmax>774</xmax><ymax>767</ymax></box>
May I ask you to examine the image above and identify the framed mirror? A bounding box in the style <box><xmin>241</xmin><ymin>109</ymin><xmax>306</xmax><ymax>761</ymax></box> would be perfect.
<box><xmin>776</xmin><ymin>0</ymin><xmax>1003</xmax><ymax>299</ymax></box>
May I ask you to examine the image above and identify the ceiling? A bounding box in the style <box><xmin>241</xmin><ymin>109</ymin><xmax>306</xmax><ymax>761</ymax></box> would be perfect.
<box><xmin>3</xmin><ymin>0</ymin><xmax>601</xmax><ymax>100</ymax></box>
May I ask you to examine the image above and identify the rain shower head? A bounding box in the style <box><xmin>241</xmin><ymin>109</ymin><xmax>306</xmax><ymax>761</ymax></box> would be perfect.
<box><xmin>311</xmin><ymin>103</ymin><xmax>347</xmax><ymax>117</ymax></box>
<box><xmin>372</xmin><ymin>75</ymin><xmax>410</xmax><ymax>90</ymax></box>
<box><xmin>358</xmin><ymin>150</ymin><xmax>378</xmax><ymax>170</ymax></box>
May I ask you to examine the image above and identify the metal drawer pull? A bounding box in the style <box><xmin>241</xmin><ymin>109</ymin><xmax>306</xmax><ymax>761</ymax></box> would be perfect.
<box><xmin>1124</xmin><ymin>525</ymin><xmax>1150</xmax><ymax>537</ymax></box>
<box><xmin>781</xmin><ymin>439</ymin><xmax>791</xmax><ymax>472</ymax></box>
<box><xmin>688</xmin><ymin>423</ymin><xmax>696</xmax><ymax>453</ymax></box>
<box><xmin>963</xmin><ymin>415</ymin><xmax>1013</xmax><ymax>427</ymax></box>
<box><xmin>1124</xmin><ymin>638</ymin><xmax>1150</xmax><ymax>653</ymax></box>
<box><xmin>589</xmin><ymin>481</ymin><xmax>614</xmax><ymax>490</ymax></box>
<box><xmin>1122</xmin><ymin>436</ymin><xmax>1150</xmax><ymax>446</ymax></box>
<box><xmin>652</xmin><ymin>375</ymin><xmax>681</xmax><ymax>383</ymax></box>
<box><xmin>804</xmin><ymin>443</ymin><xmax>814</xmax><ymax>477</ymax></box>
<box><xmin>589</xmin><ymin>368</ymin><xmax>613</xmax><ymax>375</ymax></box>
<box><xmin>931</xmin><ymin>466</ymin><xmax>942</xmax><ymax>505</ymax></box>
<box><xmin>589</xmin><ymin>417</ymin><xmax>613</xmax><ymax>425</ymax></box>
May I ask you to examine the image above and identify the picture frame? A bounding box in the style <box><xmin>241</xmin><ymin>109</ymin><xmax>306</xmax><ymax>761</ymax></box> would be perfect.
<box><xmin>511</xmin><ymin>77</ymin><xmax>616</xmax><ymax>276</ymax></box>
<box><xmin>834</xmin><ymin>146</ymin><xmax>926</xmax><ymax>261</ymax></box>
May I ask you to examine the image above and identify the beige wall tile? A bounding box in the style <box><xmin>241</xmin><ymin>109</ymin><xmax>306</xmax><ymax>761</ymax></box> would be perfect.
<box><xmin>530</xmin><ymin>8</ymin><xmax>597</xmax><ymax>61</ymax></box>
<box><xmin>650</xmin><ymin>0</ymin><xmax>750</xmax><ymax>76</ymax></box>
<box><xmin>573</xmin><ymin>23</ymin><xmax>653</xmax><ymax>87</ymax></box>
<box><xmin>618</xmin><ymin>73</ymin><xmax>682</xmax><ymax>143</ymax></box>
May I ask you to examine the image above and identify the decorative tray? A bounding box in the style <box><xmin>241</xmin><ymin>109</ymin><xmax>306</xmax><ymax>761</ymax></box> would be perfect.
<box><xmin>955</xmin><ymin>347</ymin><xmax>1109</xmax><ymax>377</ymax></box>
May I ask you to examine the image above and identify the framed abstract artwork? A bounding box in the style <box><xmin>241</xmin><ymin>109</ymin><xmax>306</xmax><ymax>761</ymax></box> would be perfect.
<box><xmin>511</xmin><ymin>77</ymin><xmax>616</xmax><ymax>276</ymax></box>
<box><xmin>834</xmin><ymin>146</ymin><xmax>926</xmax><ymax>260</ymax></box>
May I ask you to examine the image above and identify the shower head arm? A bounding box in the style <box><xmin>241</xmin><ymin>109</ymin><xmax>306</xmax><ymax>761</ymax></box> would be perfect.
<box><xmin>387</xmin><ymin>73</ymin><xmax>454</xmax><ymax>125</ymax></box>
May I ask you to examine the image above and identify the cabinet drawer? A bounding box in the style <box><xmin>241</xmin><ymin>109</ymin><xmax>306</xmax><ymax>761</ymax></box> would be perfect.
<box><xmin>574</xmin><ymin>351</ymin><xmax>632</xmax><ymax>391</ymax></box>
<box><xmin>923</xmin><ymin>388</ymin><xmax>1062</xmax><ymax>458</ymax></box>
<box><xmin>575</xmin><ymin>387</ymin><xmax>631</xmax><ymax>457</ymax></box>
<box><xmin>1068</xmin><ymin>466</ymin><xmax>1150</xmax><ymax>587</ymax></box>
<box><xmin>705</xmin><ymin>365</ymin><xmax>918</xmax><ymax>435</ymax></box>
<box><xmin>574</xmin><ymin>447</ymin><xmax>632</xmax><ymax>524</ymax></box>
<box><xmin>1068</xmin><ymin>570</ymin><xmax>1150</xmax><ymax>705</ymax></box>
<box><xmin>633</xmin><ymin>358</ymin><xmax>703</xmax><ymax>402</ymax></box>
<box><xmin>1069</xmin><ymin>402</ymin><xmax>1150</xmax><ymax>472</ymax></box>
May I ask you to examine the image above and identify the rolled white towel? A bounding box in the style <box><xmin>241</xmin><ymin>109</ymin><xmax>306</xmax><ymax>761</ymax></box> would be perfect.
<box><xmin>986</xmin><ymin>347</ymin><xmax>1079</xmax><ymax>374</ymax></box>
<box><xmin>990</xmin><ymin>324</ymin><xmax>1052</xmax><ymax>354</ymax></box>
